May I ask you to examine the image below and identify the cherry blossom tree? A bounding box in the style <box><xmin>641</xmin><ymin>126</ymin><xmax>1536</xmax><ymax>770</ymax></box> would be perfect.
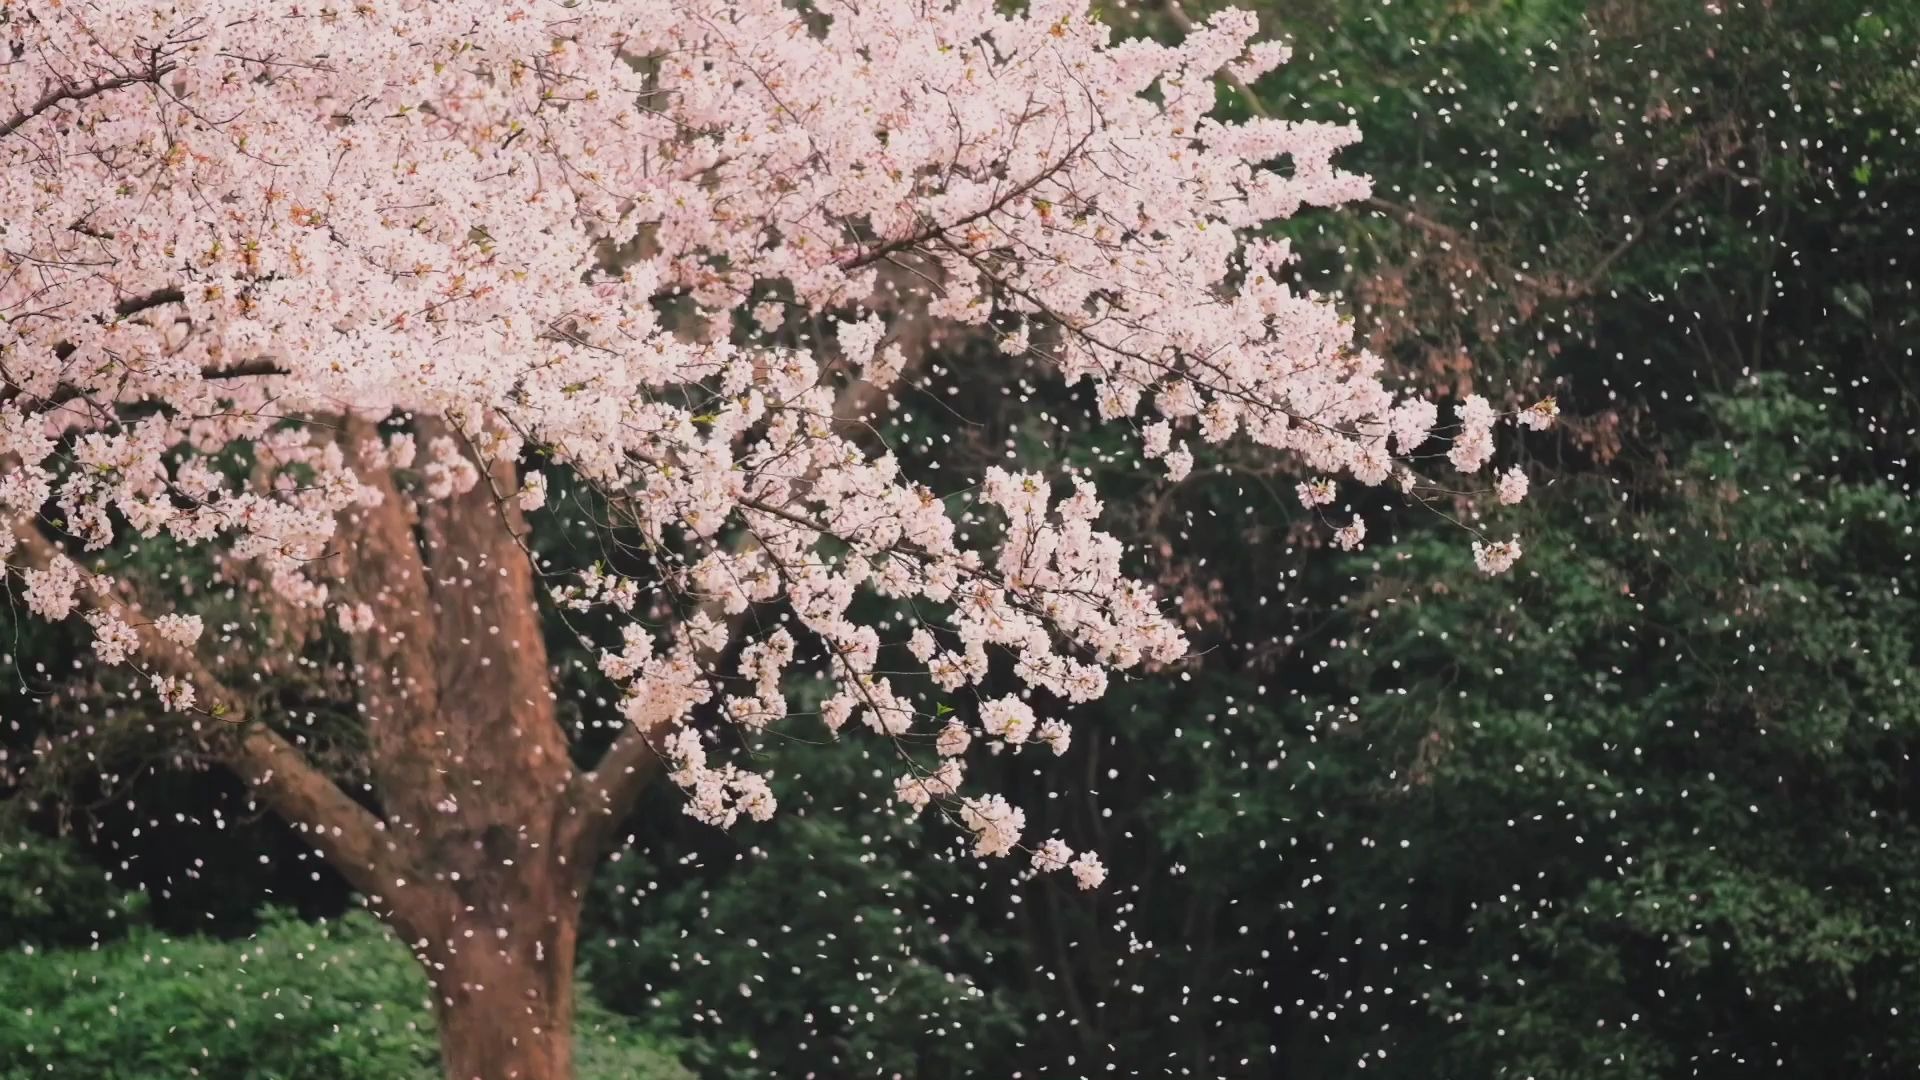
<box><xmin>1</xmin><ymin>0</ymin><xmax>1535</xmax><ymax>1075</ymax></box>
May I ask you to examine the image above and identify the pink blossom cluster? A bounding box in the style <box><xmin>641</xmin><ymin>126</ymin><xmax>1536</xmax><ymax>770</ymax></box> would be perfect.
<box><xmin>2</xmin><ymin>0</ymin><xmax>1547</xmax><ymax>873</ymax></box>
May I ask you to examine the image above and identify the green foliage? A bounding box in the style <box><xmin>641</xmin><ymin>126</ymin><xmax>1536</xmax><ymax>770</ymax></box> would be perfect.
<box><xmin>0</xmin><ymin>831</ymin><xmax>144</xmax><ymax>949</ymax></box>
<box><xmin>574</xmin><ymin>996</ymin><xmax>698</xmax><ymax>1080</ymax></box>
<box><xmin>574</xmin><ymin>2</ymin><xmax>1920</xmax><ymax>1075</ymax></box>
<box><xmin>583</xmin><ymin>735</ymin><xmax>1028</xmax><ymax>1080</ymax></box>
<box><xmin>0</xmin><ymin>909</ymin><xmax>436</xmax><ymax>1080</ymax></box>
<box><xmin>0</xmin><ymin>906</ymin><xmax>691</xmax><ymax>1080</ymax></box>
<box><xmin>1284</xmin><ymin>376</ymin><xmax>1920</xmax><ymax>1076</ymax></box>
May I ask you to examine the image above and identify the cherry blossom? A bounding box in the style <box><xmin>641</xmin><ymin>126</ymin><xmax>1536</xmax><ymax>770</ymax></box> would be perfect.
<box><xmin>1473</xmin><ymin>536</ymin><xmax>1525</xmax><ymax>576</ymax></box>
<box><xmin>1069</xmin><ymin>851</ymin><xmax>1108</xmax><ymax>890</ymax></box>
<box><xmin>1332</xmin><ymin>517</ymin><xmax>1367</xmax><ymax>551</ymax></box>
<box><xmin>152</xmin><ymin>612</ymin><xmax>205</xmax><ymax>646</ymax></box>
<box><xmin>1</xmin><ymin>0</ymin><xmax>1530</xmax><ymax>875</ymax></box>
<box><xmin>1031</xmin><ymin>838</ymin><xmax>1075</xmax><ymax>874</ymax></box>
<box><xmin>1496</xmin><ymin>465</ymin><xmax>1531</xmax><ymax>506</ymax></box>
<box><xmin>1297</xmin><ymin>478</ymin><xmax>1339</xmax><ymax>508</ymax></box>
<box><xmin>1519</xmin><ymin>396</ymin><xmax>1561</xmax><ymax>431</ymax></box>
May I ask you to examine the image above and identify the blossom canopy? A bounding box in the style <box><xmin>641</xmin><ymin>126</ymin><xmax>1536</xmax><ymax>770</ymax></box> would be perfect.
<box><xmin>1</xmin><ymin>0</ymin><xmax>1524</xmax><ymax>864</ymax></box>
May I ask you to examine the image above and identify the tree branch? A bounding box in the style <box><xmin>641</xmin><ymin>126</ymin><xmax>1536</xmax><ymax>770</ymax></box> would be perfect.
<box><xmin>558</xmin><ymin>717</ymin><xmax>665</xmax><ymax>866</ymax></box>
<box><xmin>111</xmin><ymin>286</ymin><xmax>187</xmax><ymax>318</ymax></box>
<box><xmin>5</xmin><ymin>518</ymin><xmax>423</xmax><ymax>932</ymax></box>
<box><xmin>225</xmin><ymin>723</ymin><xmax>427</xmax><ymax>935</ymax></box>
<box><xmin>323</xmin><ymin>417</ymin><xmax>452</xmax><ymax>841</ymax></box>
<box><xmin>1564</xmin><ymin>160</ymin><xmax>1732</xmax><ymax>299</ymax></box>
<box><xmin>1</xmin><ymin>288</ymin><xmax>281</xmax><ymax>409</ymax></box>
<box><xmin>558</xmin><ymin>339</ymin><xmax>922</xmax><ymax>864</ymax></box>
<box><xmin>1</xmin><ymin>65</ymin><xmax>179</xmax><ymax>140</ymax></box>
<box><xmin>837</xmin><ymin>129</ymin><xmax>1092</xmax><ymax>272</ymax></box>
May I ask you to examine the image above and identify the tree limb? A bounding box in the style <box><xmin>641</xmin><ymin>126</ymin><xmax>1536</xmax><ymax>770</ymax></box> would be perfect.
<box><xmin>323</xmin><ymin>417</ymin><xmax>452</xmax><ymax>841</ymax></box>
<box><xmin>225</xmin><ymin>723</ymin><xmax>428</xmax><ymax>936</ymax></box>
<box><xmin>838</xmin><ymin>130</ymin><xmax>1092</xmax><ymax>272</ymax></box>
<box><xmin>1</xmin><ymin>65</ymin><xmax>179</xmax><ymax>140</ymax></box>
<box><xmin>5</xmin><ymin>518</ymin><xmax>424</xmax><ymax>932</ymax></box>
<box><xmin>557</xmin><ymin>715</ymin><xmax>665</xmax><ymax>867</ymax></box>
<box><xmin>559</xmin><ymin>338</ymin><xmax>921</xmax><ymax>864</ymax></box>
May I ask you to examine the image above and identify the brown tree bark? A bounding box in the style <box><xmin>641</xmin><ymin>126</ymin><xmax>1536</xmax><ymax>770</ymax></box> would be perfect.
<box><xmin>12</xmin><ymin>422</ymin><xmax>636</xmax><ymax>1080</ymax></box>
<box><xmin>8</xmin><ymin>327</ymin><xmax>927</xmax><ymax>1079</ymax></box>
<box><xmin>326</xmin><ymin>417</ymin><xmax>597</xmax><ymax>1080</ymax></box>
<box><xmin>419</xmin><ymin>855</ymin><xmax>585</xmax><ymax>1080</ymax></box>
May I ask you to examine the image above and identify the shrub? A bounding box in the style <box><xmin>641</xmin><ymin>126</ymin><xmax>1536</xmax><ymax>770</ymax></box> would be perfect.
<box><xmin>0</xmin><ymin>908</ymin><xmax>691</xmax><ymax>1080</ymax></box>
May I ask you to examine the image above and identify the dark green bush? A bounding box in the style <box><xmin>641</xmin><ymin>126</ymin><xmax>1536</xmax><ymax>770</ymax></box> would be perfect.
<box><xmin>0</xmin><ymin>831</ymin><xmax>144</xmax><ymax>951</ymax></box>
<box><xmin>0</xmin><ymin>907</ymin><xmax>691</xmax><ymax>1080</ymax></box>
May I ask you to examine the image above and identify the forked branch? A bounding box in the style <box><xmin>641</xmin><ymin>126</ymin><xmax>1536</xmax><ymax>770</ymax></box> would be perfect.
<box><xmin>6</xmin><ymin>519</ymin><xmax>424</xmax><ymax>932</ymax></box>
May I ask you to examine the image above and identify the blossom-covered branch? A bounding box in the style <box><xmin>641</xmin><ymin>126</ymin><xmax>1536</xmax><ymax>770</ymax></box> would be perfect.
<box><xmin>2</xmin><ymin>0</ymin><xmax>1546</xmax><ymax>873</ymax></box>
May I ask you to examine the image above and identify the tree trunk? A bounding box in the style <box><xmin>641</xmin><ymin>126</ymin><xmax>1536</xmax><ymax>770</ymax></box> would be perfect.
<box><xmin>426</xmin><ymin>861</ymin><xmax>583</xmax><ymax>1080</ymax></box>
<box><xmin>322</xmin><ymin>418</ymin><xmax>593</xmax><ymax>1079</ymax></box>
<box><xmin>20</xmin><ymin>421</ymin><xmax>666</xmax><ymax>1080</ymax></box>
